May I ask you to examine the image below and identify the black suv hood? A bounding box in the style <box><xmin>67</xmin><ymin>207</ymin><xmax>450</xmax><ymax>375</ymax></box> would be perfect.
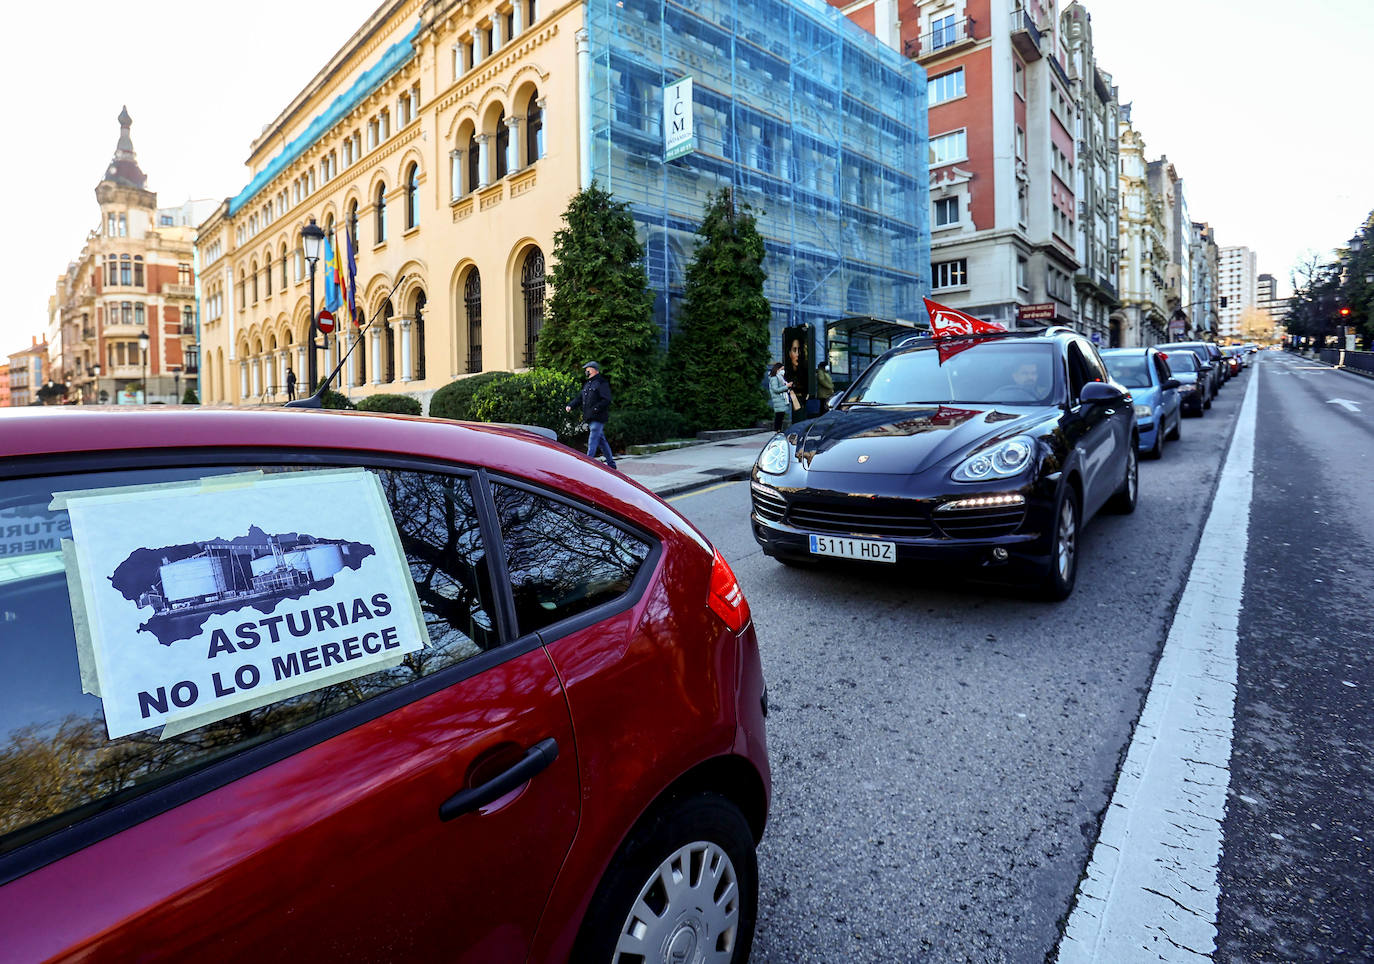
<box><xmin>793</xmin><ymin>404</ymin><xmax>1051</xmax><ymax>475</ymax></box>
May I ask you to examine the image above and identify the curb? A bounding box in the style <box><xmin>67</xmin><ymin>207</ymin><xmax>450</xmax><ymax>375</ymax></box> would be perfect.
<box><xmin>646</xmin><ymin>468</ymin><xmax>752</xmax><ymax>499</ymax></box>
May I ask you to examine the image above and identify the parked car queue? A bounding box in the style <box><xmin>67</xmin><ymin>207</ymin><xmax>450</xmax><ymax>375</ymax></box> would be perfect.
<box><xmin>751</xmin><ymin>329</ymin><xmax>1256</xmax><ymax>601</ymax></box>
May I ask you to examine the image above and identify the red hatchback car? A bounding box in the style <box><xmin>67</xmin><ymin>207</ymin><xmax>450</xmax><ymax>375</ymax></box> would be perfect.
<box><xmin>0</xmin><ymin>407</ymin><xmax>769</xmax><ymax>962</ymax></box>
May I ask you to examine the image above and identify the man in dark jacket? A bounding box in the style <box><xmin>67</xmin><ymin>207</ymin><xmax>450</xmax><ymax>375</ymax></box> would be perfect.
<box><xmin>565</xmin><ymin>360</ymin><xmax>616</xmax><ymax>470</ymax></box>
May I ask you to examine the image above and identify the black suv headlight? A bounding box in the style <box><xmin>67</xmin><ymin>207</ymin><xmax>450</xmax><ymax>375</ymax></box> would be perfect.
<box><xmin>756</xmin><ymin>434</ymin><xmax>791</xmax><ymax>475</ymax></box>
<box><xmin>952</xmin><ymin>435</ymin><xmax>1035</xmax><ymax>482</ymax></box>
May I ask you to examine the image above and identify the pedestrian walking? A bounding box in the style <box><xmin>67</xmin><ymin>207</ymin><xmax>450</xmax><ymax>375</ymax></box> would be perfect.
<box><xmin>285</xmin><ymin>367</ymin><xmax>297</xmax><ymax>401</ymax></box>
<box><xmin>815</xmin><ymin>361</ymin><xmax>834</xmax><ymax>414</ymax></box>
<box><xmin>767</xmin><ymin>362</ymin><xmax>791</xmax><ymax>432</ymax></box>
<box><xmin>565</xmin><ymin>360</ymin><xmax>616</xmax><ymax>470</ymax></box>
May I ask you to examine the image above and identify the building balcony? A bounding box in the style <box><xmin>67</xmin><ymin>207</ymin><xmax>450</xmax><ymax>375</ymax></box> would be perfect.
<box><xmin>102</xmin><ymin>322</ymin><xmax>147</xmax><ymax>337</ymax></box>
<box><xmin>1010</xmin><ymin>6</ymin><xmax>1043</xmax><ymax>61</ymax></box>
<box><xmin>905</xmin><ymin>18</ymin><xmax>976</xmax><ymax>62</ymax></box>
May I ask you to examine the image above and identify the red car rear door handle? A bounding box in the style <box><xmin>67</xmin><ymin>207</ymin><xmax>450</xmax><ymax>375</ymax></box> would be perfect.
<box><xmin>439</xmin><ymin>738</ymin><xmax>560</xmax><ymax>821</ymax></box>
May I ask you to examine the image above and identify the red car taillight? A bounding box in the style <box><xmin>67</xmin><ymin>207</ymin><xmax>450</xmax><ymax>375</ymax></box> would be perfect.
<box><xmin>707</xmin><ymin>549</ymin><xmax>751</xmax><ymax>634</ymax></box>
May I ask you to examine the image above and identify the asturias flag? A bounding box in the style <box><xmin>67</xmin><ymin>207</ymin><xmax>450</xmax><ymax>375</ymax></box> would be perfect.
<box><xmin>319</xmin><ymin>235</ymin><xmax>342</xmax><ymax>333</ymax></box>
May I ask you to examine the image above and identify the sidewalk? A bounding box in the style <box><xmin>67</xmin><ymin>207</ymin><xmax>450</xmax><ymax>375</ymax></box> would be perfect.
<box><xmin>614</xmin><ymin>429</ymin><xmax>773</xmax><ymax>497</ymax></box>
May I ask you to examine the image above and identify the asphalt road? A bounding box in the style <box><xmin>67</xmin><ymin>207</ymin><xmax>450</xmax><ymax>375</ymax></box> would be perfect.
<box><xmin>668</xmin><ymin>353</ymin><xmax>1370</xmax><ymax>962</ymax></box>
<box><xmin>1213</xmin><ymin>354</ymin><xmax>1374</xmax><ymax>961</ymax></box>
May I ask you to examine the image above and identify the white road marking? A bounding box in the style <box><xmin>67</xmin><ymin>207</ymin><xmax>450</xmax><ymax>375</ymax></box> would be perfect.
<box><xmin>1057</xmin><ymin>356</ymin><xmax>1260</xmax><ymax>962</ymax></box>
<box><xmin>1327</xmin><ymin>398</ymin><xmax>1361</xmax><ymax>412</ymax></box>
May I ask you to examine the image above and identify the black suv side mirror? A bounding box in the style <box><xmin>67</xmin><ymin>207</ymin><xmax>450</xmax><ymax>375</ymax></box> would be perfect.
<box><xmin>1163</xmin><ymin>377</ymin><xmax>1181</xmax><ymax>390</ymax></box>
<box><xmin>1079</xmin><ymin>381</ymin><xmax>1127</xmax><ymax>405</ymax></box>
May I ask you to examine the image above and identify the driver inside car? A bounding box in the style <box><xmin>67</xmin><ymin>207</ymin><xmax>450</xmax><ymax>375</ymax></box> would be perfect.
<box><xmin>1010</xmin><ymin>359</ymin><xmax>1047</xmax><ymax>400</ymax></box>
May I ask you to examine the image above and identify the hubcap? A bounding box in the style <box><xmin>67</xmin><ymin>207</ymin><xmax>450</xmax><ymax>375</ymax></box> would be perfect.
<box><xmin>1056</xmin><ymin>498</ymin><xmax>1076</xmax><ymax>581</ymax></box>
<box><xmin>613</xmin><ymin>840</ymin><xmax>740</xmax><ymax>963</ymax></box>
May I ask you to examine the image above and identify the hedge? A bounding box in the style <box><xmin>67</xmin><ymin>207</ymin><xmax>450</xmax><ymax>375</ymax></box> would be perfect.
<box><xmin>356</xmin><ymin>393</ymin><xmax>422</xmax><ymax>415</ymax></box>
<box><xmin>428</xmin><ymin>371</ymin><xmax>513</xmax><ymax>421</ymax></box>
<box><xmin>469</xmin><ymin>368</ymin><xmax>581</xmax><ymax>440</ymax></box>
<box><xmin>604</xmin><ymin>408</ymin><xmax>691</xmax><ymax>450</ymax></box>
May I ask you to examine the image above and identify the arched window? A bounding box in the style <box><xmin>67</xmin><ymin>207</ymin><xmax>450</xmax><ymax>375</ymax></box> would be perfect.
<box><xmin>264</xmin><ymin>252</ymin><xmax>273</xmax><ymax>296</ymax></box>
<box><xmin>521</xmin><ymin>247</ymin><xmax>545</xmax><ymax>365</ymax></box>
<box><xmin>413</xmin><ymin>291</ymin><xmax>427</xmax><ymax>381</ymax></box>
<box><xmin>467</xmin><ymin>134</ymin><xmax>479</xmax><ymax>193</ymax></box>
<box><xmin>280</xmin><ymin>244</ymin><xmax>288</xmax><ymax>288</ymax></box>
<box><xmin>121</xmin><ymin>302</ymin><xmax>133</xmax><ymax>325</ymax></box>
<box><xmin>120</xmin><ymin>254</ymin><xmax>132</xmax><ymax>286</ymax></box>
<box><xmin>375</xmin><ymin>183</ymin><xmax>387</xmax><ymax>244</ymax></box>
<box><xmin>526</xmin><ymin>98</ymin><xmax>544</xmax><ymax>164</ymax></box>
<box><xmin>251</xmin><ymin>260</ymin><xmax>259</xmax><ymax>302</ymax></box>
<box><xmin>133</xmin><ymin>255</ymin><xmax>144</xmax><ymax>287</ymax></box>
<box><xmin>347</xmin><ymin>200</ymin><xmax>359</xmax><ymax>250</ymax></box>
<box><xmin>355</xmin><ymin>326</ymin><xmax>367</xmax><ymax>387</ymax></box>
<box><xmin>382</xmin><ymin>300</ymin><xmax>396</xmax><ymax>382</ymax></box>
<box><xmin>405</xmin><ymin>163</ymin><xmax>419</xmax><ymax>229</ymax></box>
<box><xmin>107</xmin><ymin>256</ymin><xmax>118</xmax><ymax>286</ymax></box>
<box><xmin>464</xmin><ymin>269</ymin><xmax>482</xmax><ymax>372</ymax></box>
<box><xmin>495</xmin><ymin>110</ymin><xmax>509</xmax><ymax>180</ymax></box>
<box><xmin>134</xmin><ymin>303</ymin><xmax>144</xmax><ymax>326</ymax></box>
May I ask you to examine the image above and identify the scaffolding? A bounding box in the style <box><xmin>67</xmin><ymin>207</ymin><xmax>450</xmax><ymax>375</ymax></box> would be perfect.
<box><xmin>586</xmin><ymin>0</ymin><xmax>931</xmax><ymax>361</ymax></box>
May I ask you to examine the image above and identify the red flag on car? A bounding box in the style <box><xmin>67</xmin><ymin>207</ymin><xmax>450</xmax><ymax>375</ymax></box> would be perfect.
<box><xmin>924</xmin><ymin>298</ymin><xmax>1007</xmax><ymax>363</ymax></box>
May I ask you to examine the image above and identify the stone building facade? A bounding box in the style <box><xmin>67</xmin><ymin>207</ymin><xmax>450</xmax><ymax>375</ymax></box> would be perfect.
<box><xmin>197</xmin><ymin>0</ymin><xmax>928</xmax><ymax>407</ymax></box>
<box><xmin>1114</xmin><ymin>106</ymin><xmax>1167</xmax><ymax>346</ymax></box>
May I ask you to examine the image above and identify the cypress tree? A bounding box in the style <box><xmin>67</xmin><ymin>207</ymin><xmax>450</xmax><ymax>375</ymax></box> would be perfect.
<box><xmin>537</xmin><ymin>182</ymin><xmax>662</xmax><ymax>409</ymax></box>
<box><xmin>669</xmin><ymin>187</ymin><xmax>772</xmax><ymax>431</ymax></box>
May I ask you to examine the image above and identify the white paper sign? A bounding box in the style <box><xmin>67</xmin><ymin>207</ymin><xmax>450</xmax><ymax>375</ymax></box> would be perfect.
<box><xmin>664</xmin><ymin>76</ymin><xmax>694</xmax><ymax>161</ymax></box>
<box><xmin>56</xmin><ymin>469</ymin><xmax>429</xmax><ymax>739</ymax></box>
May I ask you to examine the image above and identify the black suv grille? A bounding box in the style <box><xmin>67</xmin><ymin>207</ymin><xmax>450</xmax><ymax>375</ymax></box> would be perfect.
<box><xmin>784</xmin><ymin>496</ymin><xmax>934</xmax><ymax>538</ymax></box>
<box><xmin>751</xmin><ymin>487</ymin><xmax>786</xmax><ymax>523</ymax></box>
<box><xmin>935</xmin><ymin>506</ymin><xmax>1027</xmax><ymax>539</ymax></box>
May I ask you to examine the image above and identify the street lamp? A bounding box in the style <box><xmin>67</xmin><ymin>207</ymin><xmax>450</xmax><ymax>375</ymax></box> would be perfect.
<box><xmin>138</xmin><ymin>330</ymin><xmax>150</xmax><ymax>403</ymax></box>
<box><xmin>301</xmin><ymin>217</ymin><xmax>326</xmax><ymax>392</ymax></box>
<box><xmin>90</xmin><ymin>363</ymin><xmax>101</xmax><ymax>404</ymax></box>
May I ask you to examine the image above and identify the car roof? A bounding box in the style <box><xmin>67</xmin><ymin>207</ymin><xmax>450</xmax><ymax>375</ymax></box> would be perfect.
<box><xmin>0</xmin><ymin>408</ymin><xmax>687</xmax><ymax>540</ymax></box>
<box><xmin>885</xmin><ymin>325</ymin><xmax>1083</xmax><ymax>357</ymax></box>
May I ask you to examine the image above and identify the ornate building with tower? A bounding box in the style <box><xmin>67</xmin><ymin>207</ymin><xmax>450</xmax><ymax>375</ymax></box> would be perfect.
<box><xmin>50</xmin><ymin>108</ymin><xmax>203</xmax><ymax>404</ymax></box>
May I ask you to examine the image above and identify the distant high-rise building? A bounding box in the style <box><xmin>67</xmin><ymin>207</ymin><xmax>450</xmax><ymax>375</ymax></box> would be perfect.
<box><xmin>1256</xmin><ymin>272</ymin><xmax>1289</xmax><ymax>338</ymax></box>
<box><xmin>1218</xmin><ymin>246</ymin><xmax>1257</xmax><ymax>339</ymax></box>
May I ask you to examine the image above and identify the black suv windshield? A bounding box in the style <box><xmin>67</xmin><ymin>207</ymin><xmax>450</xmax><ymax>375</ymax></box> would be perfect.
<box><xmin>845</xmin><ymin>341</ymin><xmax>1059</xmax><ymax>406</ymax></box>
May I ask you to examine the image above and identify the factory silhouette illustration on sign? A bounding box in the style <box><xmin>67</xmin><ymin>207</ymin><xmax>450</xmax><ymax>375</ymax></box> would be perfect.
<box><xmin>109</xmin><ymin>526</ymin><xmax>375</xmax><ymax>646</ymax></box>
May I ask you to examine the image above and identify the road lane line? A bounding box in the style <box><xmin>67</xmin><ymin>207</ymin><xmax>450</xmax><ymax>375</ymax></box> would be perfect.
<box><xmin>1057</xmin><ymin>361</ymin><xmax>1260</xmax><ymax>962</ymax></box>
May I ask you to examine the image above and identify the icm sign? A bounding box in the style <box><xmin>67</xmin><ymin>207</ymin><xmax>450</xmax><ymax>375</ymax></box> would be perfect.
<box><xmin>664</xmin><ymin>77</ymin><xmax>694</xmax><ymax>161</ymax></box>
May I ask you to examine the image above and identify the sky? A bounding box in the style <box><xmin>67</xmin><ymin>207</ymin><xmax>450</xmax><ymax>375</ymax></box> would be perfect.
<box><xmin>3</xmin><ymin>0</ymin><xmax>1372</xmax><ymax>357</ymax></box>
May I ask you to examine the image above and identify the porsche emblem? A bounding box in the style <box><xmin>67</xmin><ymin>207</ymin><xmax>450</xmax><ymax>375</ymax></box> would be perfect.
<box><xmin>857</xmin><ymin>455</ymin><xmax>870</xmax><ymax>463</ymax></box>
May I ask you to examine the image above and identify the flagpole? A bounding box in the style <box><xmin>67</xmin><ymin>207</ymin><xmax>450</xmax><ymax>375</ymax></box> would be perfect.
<box><xmin>286</xmin><ymin>273</ymin><xmax>407</xmax><ymax>408</ymax></box>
